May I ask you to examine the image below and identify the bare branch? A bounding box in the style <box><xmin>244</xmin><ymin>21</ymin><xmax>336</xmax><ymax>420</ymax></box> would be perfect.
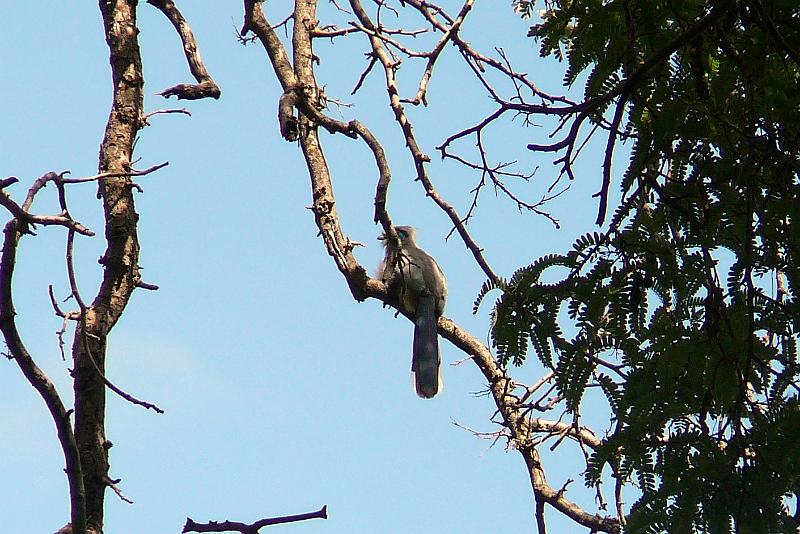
<box><xmin>242</xmin><ymin>0</ymin><xmax>297</xmax><ymax>90</ymax></box>
<box><xmin>82</xmin><ymin>337</ymin><xmax>166</xmax><ymax>414</ymax></box>
<box><xmin>452</xmin><ymin>419</ymin><xmax>509</xmax><ymax>452</ymax></box>
<box><xmin>527</xmin><ymin>417</ymin><xmax>602</xmax><ymax>449</ymax></box>
<box><xmin>104</xmin><ymin>476</ymin><xmax>134</xmax><ymax>505</ymax></box>
<box><xmin>147</xmin><ymin>0</ymin><xmax>221</xmax><ymax>100</ymax></box>
<box><xmin>67</xmin><ymin>226</ymin><xmax>165</xmax><ymax>414</ymax></box>
<box><xmin>0</xmin><ymin>220</ymin><xmax>87</xmax><ymax>532</ymax></box>
<box><xmin>348</xmin><ymin>22</ymin><xmax>426</xmax><ymax>58</ymax></box>
<box><xmin>48</xmin><ymin>285</ymin><xmax>79</xmax><ymax>361</ymax></box>
<box><xmin>438</xmin><ymin>107</ymin><xmax>507</xmax><ymax>154</ymax></box>
<box><xmin>23</xmin><ymin>171</ymin><xmax>58</xmax><ymax>211</ymax></box>
<box><xmin>349</xmin><ymin>0</ymin><xmax>501</xmax><ymax>285</ymax></box>
<box><xmin>406</xmin><ymin>0</ymin><xmax>475</xmax><ymax>106</ymax></box>
<box><xmin>141</xmin><ymin>108</ymin><xmax>192</xmax><ymax>125</ymax></box>
<box><xmin>518</xmin><ymin>372</ymin><xmax>556</xmax><ymax>405</ymax></box>
<box><xmin>0</xmin><ymin>181</ymin><xmax>95</xmax><ymax>237</ymax></box>
<box><xmin>351</xmin><ymin>54</ymin><xmax>378</xmax><ymax>95</ymax></box>
<box><xmin>403</xmin><ymin>0</ymin><xmax>569</xmax><ymax>104</ymax></box>
<box><xmin>135</xmin><ymin>280</ymin><xmax>160</xmax><ymax>291</ymax></box>
<box><xmin>59</xmin><ymin>162</ymin><xmax>169</xmax><ymax>184</ymax></box>
<box><xmin>182</xmin><ymin>506</ymin><xmax>328</xmax><ymax>533</ymax></box>
<box><xmin>535</xmin><ymin>493</ymin><xmax>547</xmax><ymax>534</ymax></box>
<box><xmin>269</xmin><ymin>12</ymin><xmax>294</xmax><ymax>33</ymax></box>
<box><xmin>312</xmin><ymin>25</ymin><xmax>359</xmax><ymax>38</ymax></box>
<box><xmin>439</xmin><ymin>317</ymin><xmax>620</xmax><ymax>532</ymax></box>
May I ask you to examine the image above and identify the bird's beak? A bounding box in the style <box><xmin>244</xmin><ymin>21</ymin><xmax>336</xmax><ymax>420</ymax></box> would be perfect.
<box><xmin>377</xmin><ymin>233</ymin><xmax>386</xmax><ymax>241</ymax></box>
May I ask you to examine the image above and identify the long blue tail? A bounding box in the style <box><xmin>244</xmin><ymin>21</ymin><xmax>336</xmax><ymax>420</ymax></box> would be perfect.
<box><xmin>412</xmin><ymin>295</ymin><xmax>440</xmax><ymax>398</ymax></box>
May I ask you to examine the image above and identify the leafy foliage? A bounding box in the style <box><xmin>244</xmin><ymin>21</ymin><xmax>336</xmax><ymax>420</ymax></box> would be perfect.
<box><xmin>498</xmin><ymin>0</ymin><xmax>800</xmax><ymax>531</ymax></box>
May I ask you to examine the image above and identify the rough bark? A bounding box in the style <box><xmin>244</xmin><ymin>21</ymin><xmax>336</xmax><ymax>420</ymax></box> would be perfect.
<box><xmin>71</xmin><ymin>2</ymin><xmax>146</xmax><ymax>531</ymax></box>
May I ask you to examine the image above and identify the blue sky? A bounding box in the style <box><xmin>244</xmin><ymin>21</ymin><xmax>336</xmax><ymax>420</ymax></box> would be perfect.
<box><xmin>0</xmin><ymin>2</ymin><xmax>623</xmax><ymax>533</ymax></box>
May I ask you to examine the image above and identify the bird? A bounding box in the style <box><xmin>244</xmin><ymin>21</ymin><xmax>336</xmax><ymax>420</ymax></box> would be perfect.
<box><xmin>378</xmin><ymin>226</ymin><xmax>447</xmax><ymax>398</ymax></box>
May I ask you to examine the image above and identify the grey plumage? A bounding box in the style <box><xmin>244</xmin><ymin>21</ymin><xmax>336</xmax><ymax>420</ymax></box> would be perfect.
<box><xmin>379</xmin><ymin>226</ymin><xmax>447</xmax><ymax>398</ymax></box>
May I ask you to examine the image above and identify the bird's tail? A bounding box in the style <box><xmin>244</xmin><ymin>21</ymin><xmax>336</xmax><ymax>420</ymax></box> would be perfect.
<box><xmin>412</xmin><ymin>295</ymin><xmax>441</xmax><ymax>398</ymax></box>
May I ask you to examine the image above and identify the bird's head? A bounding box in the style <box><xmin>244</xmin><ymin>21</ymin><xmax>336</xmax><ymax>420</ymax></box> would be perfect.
<box><xmin>378</xmin><ymin>225</ymin><xmax>416</xmax><ymax>245</ymax></box>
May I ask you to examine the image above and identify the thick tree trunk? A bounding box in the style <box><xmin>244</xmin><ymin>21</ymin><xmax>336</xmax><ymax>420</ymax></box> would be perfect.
<box><xmin>71</xmin><ymin>2</ymin><xmax>145</xmax><ymax>531</ymax></box>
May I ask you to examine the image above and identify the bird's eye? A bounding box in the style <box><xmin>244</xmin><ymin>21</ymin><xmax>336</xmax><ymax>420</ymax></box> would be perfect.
<box><xmin>397</xmin><ymin>229</ymin><xmax>408</xmax><ymax>239</ymax></box>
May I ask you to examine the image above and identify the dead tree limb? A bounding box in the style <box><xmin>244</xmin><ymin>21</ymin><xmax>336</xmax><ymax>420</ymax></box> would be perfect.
<box><xmin>147</xmin><ymin>0</ymin><xmax>221</xmax><ymax>100</ymax></box>
<box><xmin>182</xmin><ymin>506</ymin><xmax>328</xmax><ymax>533</ymax></box>
<box><xmin>0</xmin><ymin>217</ymin><xmax>87</xmax><ymax>534</ymax></box>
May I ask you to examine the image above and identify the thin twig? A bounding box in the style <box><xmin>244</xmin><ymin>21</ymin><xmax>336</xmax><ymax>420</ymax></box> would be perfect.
<box><xmin>105</xmin><ymin>476</ymin><xmax>134</xmax><ymax>504</ymax></box>
<box><xmin>59</xmin><ymin>162</ymin><xmax>169</xmax><ymax>184</ymax></box>
<box><xmin>141</xmin><ymin>108</ymin><xmax>192</xmax><ymax>125</ymax></box>
<box><xmin>48</xmin><ymin>285</ymin><xmax>79</xmax><ymax>361</ymax></box>
<box><xmin>66</xmin><ymin>226</ymin><xmax>165</xmax><ymax>414</ymax></box>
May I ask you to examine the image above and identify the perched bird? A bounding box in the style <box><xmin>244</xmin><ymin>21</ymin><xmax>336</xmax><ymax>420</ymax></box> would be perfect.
<box><xmin>378</xmin><ymin>226</ymin><xmax>447</xmax><ymax>398</ymax></box>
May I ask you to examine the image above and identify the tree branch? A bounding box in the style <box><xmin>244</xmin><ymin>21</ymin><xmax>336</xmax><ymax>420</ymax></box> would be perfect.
<box><xmin>595</xmin><ymin>94</ymin><xmax>628</xmax><ymax>225</ymax></box>
<box><xmin>182</xmin><ymin>506</ymin><xmax>327</xmax><ymax>533</ymax></box>
<box><xmin>0</xmin><ymin>172</ymin><xmax>95</xmax><ymax>237</ymax></box>
<box><xmin>243</xmin><ymin>1</ymin><xmax>622</xmax><ymax>530</ymax></box>
<box><xmin>147</xmin><ymin>0</ymin><xmax>221</xmax><ymax>100</ymax></box>
<box><xmin>0</xmin><ymin>218</ymin><xmax>87</xmax><ymax>533</ymax></box>
<box><xmin>349</xmin><ymin>0</ymin><xmax>501</xmax><ymax>285</ymax></box>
